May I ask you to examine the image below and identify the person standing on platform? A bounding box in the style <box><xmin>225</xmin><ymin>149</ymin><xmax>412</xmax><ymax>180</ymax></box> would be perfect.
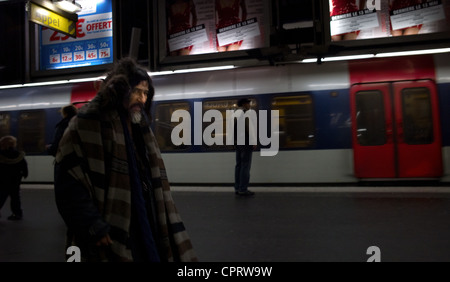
<box><xmin>46</xmin><ymin>104</ymin><xmax>78</xmax><ymax>157</ymax></box>
<box><xmin>234</xmin><ymin>98</ymin><xmax>256</xmax><ymax>196</ymax></box>
<box><xmin>0</xmin><ymin>135</ymin><xmax>28</xmax><ymax>220</ymax></box>
<box><xmin>54</xmin><ymin>57</ymin><xmax>197</xmax><ymax>262</ymax></box>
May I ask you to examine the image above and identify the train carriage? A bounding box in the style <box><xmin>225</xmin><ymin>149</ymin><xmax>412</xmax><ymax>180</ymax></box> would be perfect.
<box><xmin>0</xmin><ymin>52</ymin><xmax>449</xmax><ymax>185</ymax></box>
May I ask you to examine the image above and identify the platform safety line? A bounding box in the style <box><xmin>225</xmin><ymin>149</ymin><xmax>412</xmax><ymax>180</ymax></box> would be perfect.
<box><xmin>21</xmin><ymin>184</ymin><xmax>450</xmax><ymax>193</ymax></box>
<box><xmin>169</xmin><ymin>186</ymin><xmax>450</xmax><ymax>193</ymax></box>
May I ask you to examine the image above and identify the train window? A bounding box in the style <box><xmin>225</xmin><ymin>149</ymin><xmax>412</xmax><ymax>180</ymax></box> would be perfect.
<box><xmin>355</xmin><ymin>91</ymin><xmax>386</xmax><ymax>146</ymax></box>
<box><xmin>402</xmin><ymin>88</ymin><xmax>433</xmax><ymax>145</ymax></box>
<box><xmin>154</xmin><ymin>102</ymin><xmax>191</xmax><ymax>151</ymax></box>
<box><xmin>272</xmin><ymin>95</ymin><xmax>315</xmax><ymax>148</ymax></box>
<box><xmin>202</xmin><ymin>98</ymin><xmax>258</xmax><ymax>151</ymax></box>
<box><xmin>17</xmin><ymin>110</ymin><xmax>46</xmax><ymax>154</ymax></box>
<box><xmin>0</xmin><ymin>113</ymin><xmax>11</xmax><ymax>137</ymax></box>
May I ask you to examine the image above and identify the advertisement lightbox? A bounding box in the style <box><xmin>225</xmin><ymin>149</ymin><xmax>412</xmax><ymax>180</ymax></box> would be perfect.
<box><xmin>328</xmin><ymin>0</ymin><xmax>450</xmax><ymax>42</ymax></box>
<box><xmin>37</xmin><ymin>0</ymin><xmax>114</xmax><ymax>71</ymax></box>
<box><xmin>157</xmin><ymin>0</ymin><xmax>270</xmax><ymax>66</ymax></box>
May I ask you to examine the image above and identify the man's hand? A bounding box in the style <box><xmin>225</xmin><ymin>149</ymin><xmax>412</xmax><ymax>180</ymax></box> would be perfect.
<box><xmin>96</xmin><ymin>234</ymin><xmax>113</xmax><ymax>246</ymax></box>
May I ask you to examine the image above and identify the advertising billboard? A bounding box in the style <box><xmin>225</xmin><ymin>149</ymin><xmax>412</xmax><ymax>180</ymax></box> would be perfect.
<box><xmin>39</xmin><ymin>0</ymin><xmax>113</xmax><ymax>70</ymax></box>
<box><xmin>329</xmin><ymin>0</ymin><xmax>450</xmax><ymax>41</ymax></box>
<box><xmin>163</xmin><ymin>0</ymin><xmax>268</xmax><ymax>58</ymax></box>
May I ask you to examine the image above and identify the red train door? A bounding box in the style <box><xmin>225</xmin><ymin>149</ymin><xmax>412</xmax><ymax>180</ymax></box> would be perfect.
<box><xmin>351</xmin><ymin>80</ymin><xmax>442</xmax><ymax>179</ymax></box>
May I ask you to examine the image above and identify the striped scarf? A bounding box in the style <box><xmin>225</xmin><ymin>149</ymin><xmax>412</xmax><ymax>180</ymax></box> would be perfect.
<box><xmin>56</xmin><ymin>96</ymin><xmax>197</xmax><ymax>262</ymax></box>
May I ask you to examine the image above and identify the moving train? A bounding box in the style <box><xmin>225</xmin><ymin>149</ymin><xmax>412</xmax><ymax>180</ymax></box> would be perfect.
<box><xmin>0</xmin><ymin>52</ymin><xmax>449</xmax><ymax>185</ymax></box>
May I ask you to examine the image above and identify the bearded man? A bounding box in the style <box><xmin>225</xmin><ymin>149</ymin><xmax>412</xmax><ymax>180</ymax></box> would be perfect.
<box><xmin>54</xmin><ymin>57</ymin><xmax>197</xmax><ymax>262</ymax></box>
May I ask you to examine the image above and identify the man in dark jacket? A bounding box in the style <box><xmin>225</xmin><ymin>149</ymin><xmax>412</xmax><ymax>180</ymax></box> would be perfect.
<box><xmin>46</xmin><ymin>104</ymin><xmax>78</xmax><ymax>157</ymax></box>
<box><xmin>0</xmin><ymin>135</ymin><xmax>28</xmax><ymax>220</ymax></box>
<box><xmin>234</xmin><ymin>98</ymin><xmax>256</xmax><ymax>196</ymax></box>
<box><xmin>54</xmin><ymin>57</ymin><xmax>197</xmax><ymax>262</ymax></box>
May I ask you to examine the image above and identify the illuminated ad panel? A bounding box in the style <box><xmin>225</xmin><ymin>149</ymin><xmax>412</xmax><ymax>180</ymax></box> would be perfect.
<box><xmin>39</xmin><ymin>0</ymin><xmax>113</xmax><ymax>70</ymax></box>
<box><xmin>329</xmin><ymin>0</ymin><xmax>450</xmax><ymax>41</ymax></box>
<box><xmin>165</xmin><ymin>0</ymin><xmax>267</xmax><ymax>56</ymax></box>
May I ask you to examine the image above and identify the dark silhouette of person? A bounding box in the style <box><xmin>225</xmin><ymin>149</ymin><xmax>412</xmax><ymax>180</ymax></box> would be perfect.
<box><xmin>0</xmin><ymin>135</ymin><xmax>28</xmax><ymax>220</ymax></box>
<box><xmin>46</xmin><ymin>104</ymin><xmax>78</xmax><ymax>157</ymax></box>
<box><xmin>234</xmin><ymin>98</ymin><xmax>256</xmax><ymax>196</ymax></box>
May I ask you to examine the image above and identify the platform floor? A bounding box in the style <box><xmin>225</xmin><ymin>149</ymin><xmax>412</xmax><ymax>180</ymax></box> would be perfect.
<box><xmin>2</xmin><ymin>184</ymin><xmax>450</xmax><ymax>262</ymax></box>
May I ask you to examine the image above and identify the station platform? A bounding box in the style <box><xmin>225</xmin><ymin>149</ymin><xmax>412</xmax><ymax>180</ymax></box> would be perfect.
<box><xmin>2</xmin><ymin>184</ymin><xmax>450</xmax><ymax>262</ymax></box>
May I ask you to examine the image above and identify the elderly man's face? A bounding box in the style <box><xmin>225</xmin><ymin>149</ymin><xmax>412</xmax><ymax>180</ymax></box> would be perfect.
<box><xmin>125</xmin><ymin>80</ymin><xmax>149</xmax><ymax>123</ymax></box>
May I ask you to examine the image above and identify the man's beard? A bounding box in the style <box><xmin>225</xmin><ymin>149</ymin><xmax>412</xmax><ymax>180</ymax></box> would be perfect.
<box><xmin>129</xmin><ymin>103</ymin><xmax>144</xmax><ymax>124</ymax></box>
<box><xmin>131</xmin><ymin>111</ymin><xmax>142</xmax><ymax>124</ymax></box>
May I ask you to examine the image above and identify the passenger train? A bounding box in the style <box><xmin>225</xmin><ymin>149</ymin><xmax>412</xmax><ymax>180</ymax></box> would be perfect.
<box><xmin>0</xmin><ymin>52</ymin><xmax>449</xmax><ymax>185</ymax></box>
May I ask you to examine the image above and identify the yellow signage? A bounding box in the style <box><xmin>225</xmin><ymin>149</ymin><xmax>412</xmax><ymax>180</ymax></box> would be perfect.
<box><xmin>28</xmin><ymin>1</ymin><xmax>77</xmax><ymax>38</ymax></box>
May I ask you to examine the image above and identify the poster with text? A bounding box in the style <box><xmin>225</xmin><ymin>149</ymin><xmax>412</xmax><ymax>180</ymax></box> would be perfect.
<box><xmin>166</xmin><ymin>0</ymin><xmax>216</xmax><ymax>56</ymax></box>
<box><xmin>39</xmin><ymin>0</ymin><xmax>113</xmax><ymax>70</ymax></box>
<box><xmin>329</xmin><ymin>0</ymin><xmax>450</xmax><ymax>41</ymax></box>
<box><xmin>389</xmin><ymin>0</ymin><xmax>449</xmax><ymax>36</ymax></box>
<box><xmin>215</xmin><ymin>0</ymin><xmax>266</xmax><ymax>52</ymax></box>
<box><xmin>165</xmin><ymin>0</ymin><xmax>267</xmax><ymax>57</ymax></box>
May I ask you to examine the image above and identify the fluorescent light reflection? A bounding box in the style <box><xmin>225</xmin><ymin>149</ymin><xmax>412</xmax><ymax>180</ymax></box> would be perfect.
<box><xmin>53</xmin><ymin>0</ymin><xmax>82</xmax><ymax>13</ymax></box>
<box><xmin>0</xmin><ymin>76</ymin><xmax>106</xmax><ymax>90</ymax></box>
<box><xmin>301</xmin><ymin>54</ymin><xmax>374</xmax><ymax>63</ymax></box>
<box><xmin>324</xmin><ymin>54</ymin><xmax>375</xmax><ymax>61</ymax></box>
<box><xmin>301</xmin><ymin>48</ymin><xmax>450</xmax><ymax>63</ymax></box>
<box><xmin>149</xmin><ymin>65</ymin><xmax>235</xmax><ymax>76</ymax></box>
<box><xmin>375</xmin><ymin>48</ymin><xmax>450</xmax><ymax>58</ymax></box>
<box><xmin>0</xmin><ymin>66</ymin><xmax>235</xmax><ymax>90</ymax></box>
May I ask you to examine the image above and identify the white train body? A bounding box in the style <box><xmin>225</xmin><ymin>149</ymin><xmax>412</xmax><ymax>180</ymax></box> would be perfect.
<box><xmin>0</xmin><ymin>53</ymin><xmax>449</xmax><ymax>185</ymax></box>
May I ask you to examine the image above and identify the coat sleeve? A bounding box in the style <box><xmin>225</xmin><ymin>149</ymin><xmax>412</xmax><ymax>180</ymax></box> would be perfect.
<box><xmin>47</xmin><ymin>120</ymin><xmax>68</xmax><ymax>157</ymax></box>
<box><xmin>21</xmin><ymin>158</ymin><xmax>28</xmax><ymax>179</ymax></box>
<box><xmin>54</xmin><ymin>161</ymin><xmax>110</xmax><ymax>243</ymax></box>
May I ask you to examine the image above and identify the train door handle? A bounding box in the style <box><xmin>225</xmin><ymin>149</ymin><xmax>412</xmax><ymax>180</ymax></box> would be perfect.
<box><xmin>386</xmin><ymin>122</ymin><xmax>393</xmax><ymax>144</ymax></box>
<box><xmin>397</xmin><ymin>122</ymin><xmax>404</xmax><ymax>143</ymax></box>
